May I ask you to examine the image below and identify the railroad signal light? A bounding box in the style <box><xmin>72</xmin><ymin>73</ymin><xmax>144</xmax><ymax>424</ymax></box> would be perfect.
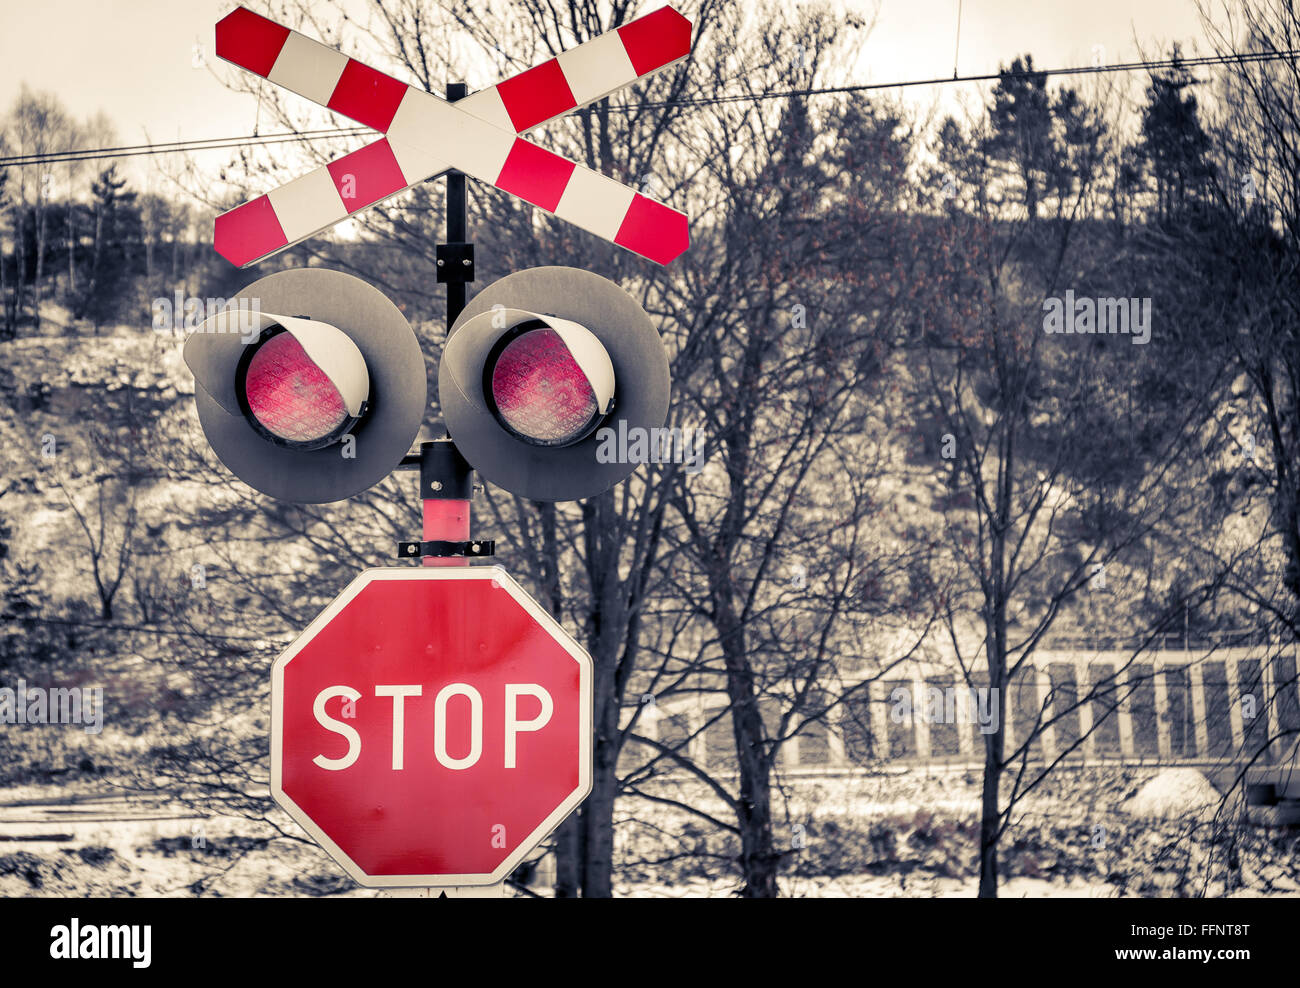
<box><xmin>439</xmin><ymin>266</ymin><xmax>670</xmax><ymax>502</ymax></box>
<box><xmin>184</xmin><ymin>268</ymin><xmax>426</xmax><ymax>503</ymax></box>
<box><xmin>237</xmin><ymin>319</ymin><xmax>369</xmax><ymax>449</ymax></box>
<box><xmin>485</xmin><ymin>317</ymin><xmax>615</xmax><ymax>447</ymax></box>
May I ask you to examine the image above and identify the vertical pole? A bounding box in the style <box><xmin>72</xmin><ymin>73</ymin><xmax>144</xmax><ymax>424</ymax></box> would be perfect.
<box><xmin>912</xmin><ymin>673</ymin><xmax>931</xmax><ymax>761</ymax></box>
<box><xmin>423</xmin><ymin>82</ymin><xmax>473</xmax><ymax>571</ymax></box>
<box><xmin>1076</xmin><ymin>658</ymin><xmax>1096</xmax><ymax>763</ymax></box>
<box><xmin>395</xmin><ymin>87</ymin><xmax>491</xmax><ymax>898</ymax></box>
<box><xmin>1190</xmin><ymin>660</ymin><xmax>1210</xmax><ymax>760</ymax></box>
<box><xmin>1263</xmin><ymin>650</ymin><xmax>1280</xmax><ymax>767</ymax></box>
<box><xmin>1116</xmin><ymin>659</ymin><xmax>1136</xmax><ymax>761</ymax></box>
<box><xmin>1225</xmin><ymin>653</ymin><xmax>1245</xmax><ymax>755</ymax></box>
<box><xmin>865</xmin><ymin>677</ymin><xmax>884</xmax><ymax>764</ymax></box>
<box><xmin>420</xmin><ymin>439</ymin><xmax>472</xmax><ymax>568</ymax></box>
<box><xmin>445</xmin><ymin>82</ymin><xmax>468</xmax><ymax>328</ymax></box>
<box><xmin>1036</xmin><ymin>668</ymin><xmax>1056</xmax><ymax>762</ymax></box>
<box><xmin>1153</xmin><ymin>659</ymin><xmax>1172</xmax><ymax>760</ymax></box>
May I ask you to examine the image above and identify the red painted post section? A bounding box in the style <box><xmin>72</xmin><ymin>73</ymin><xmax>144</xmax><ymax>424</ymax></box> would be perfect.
<box><xmin>423</xmin><ymin>497</ymin><xmax>470</xmax><ymax>568</ymax></box>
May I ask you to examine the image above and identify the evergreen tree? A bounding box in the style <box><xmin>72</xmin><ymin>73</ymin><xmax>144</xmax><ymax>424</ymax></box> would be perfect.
<box><xmin>983</xmin><ymin>56</ymin><xmax>1054</xmax><ymax>220</ymax></box>
<box><xmin>980</xmin><ymin>55</ymin><xmax>1104</xmax><ymax>223</ymax></box>
<box><xmin>1136</xmin><ymin>46</ymin><xmax>1216</xmax><ymax>222</ymax></box>
<box><xmin>0</xmin><ymin>513</ymin><xmax>45</xmax><ymax>673</ymax></box>
<box><xmin>80</xmin><ymin>164</ymin><xmax>139</xmax><ymax>331</ymax></box>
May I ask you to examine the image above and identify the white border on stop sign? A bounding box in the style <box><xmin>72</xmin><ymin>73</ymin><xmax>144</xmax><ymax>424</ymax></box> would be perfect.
<box><xmin>269</xmin><ymin>565</ymin><xmax>594</xmax><ymax>888</ymax></box>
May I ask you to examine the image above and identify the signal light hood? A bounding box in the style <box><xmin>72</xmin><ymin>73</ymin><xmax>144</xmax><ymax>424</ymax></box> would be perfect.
<box><xmin>185</xmin><ymin>311</ymin><xmax>369</xmax><ymax>419</ymax></box>
<box><xmin>183</xmin><ymin>268</ymin><xmax>426</xmax><ymax>504</ymax></box>
<box><xmin>439</xmin><ymin>266</ymin><xmax>670</xmax><ymax>502</ymax></box>
<box><xmin>448</xmin><ymin>308</ymin><xmax>616</xmax><ymax>419</ymax></box>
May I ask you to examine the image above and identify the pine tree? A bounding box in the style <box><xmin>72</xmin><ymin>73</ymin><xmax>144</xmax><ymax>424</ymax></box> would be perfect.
<box><xmin>1136</xmin><ymin>46</ymin><xmax>1216</xmax><ymax>222</ymax></box>
<box><xmin>80</xmin><ymin>164</ymin><xmax>139</xmax><ymax>331</ymax></box>
<box><xmin>0</xmin><ymin>514</ymin><xmax>44</xmax><ymax>673</ymax></box>
<box><xmin>983</xmin><ymin>56</ymin><xmax>1054</xmax><ymax>221</ymax></box>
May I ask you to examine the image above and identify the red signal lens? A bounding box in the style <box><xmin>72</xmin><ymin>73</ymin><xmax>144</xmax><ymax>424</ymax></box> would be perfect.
<box><xmin>489</xmin><ymin>328</ymin><xmax>600</xmax><ymax>446</ymax></box>
<box><xmin>243</xmin><ymin>331</ymin><xmax>349</xmax><ymax>444</ymax></box>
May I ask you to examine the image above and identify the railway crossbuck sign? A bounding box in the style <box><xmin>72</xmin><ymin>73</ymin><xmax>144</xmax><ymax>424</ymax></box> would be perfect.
<box><xmin>214</xmin><ymin>5</ymin><xmax>692</xmax><ymax>266</ymax></box>
<box><xmin>270</xmin><ymin>568</ymin><xmax>593</xmax><ymax>887</ymax></box>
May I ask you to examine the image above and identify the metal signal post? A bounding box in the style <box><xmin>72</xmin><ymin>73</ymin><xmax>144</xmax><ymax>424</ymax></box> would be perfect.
<box><xmin>395</xmin><ymin>84</ymin><xmax>490</xmax><ymax>571</ymax></box>
<box><xmin>442</xmin><ymin>83</ymin><xmax>471</xmax><ymax>327</ymax></box>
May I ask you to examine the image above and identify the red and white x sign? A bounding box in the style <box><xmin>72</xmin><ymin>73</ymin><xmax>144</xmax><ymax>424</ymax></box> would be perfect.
<box><xmin>214</xmin><ymin>6</ymin><xmax>692</xmax><ymax>267</ymax></box>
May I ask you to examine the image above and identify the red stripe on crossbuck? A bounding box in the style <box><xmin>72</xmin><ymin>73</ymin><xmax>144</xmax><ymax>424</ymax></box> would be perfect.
<box><xmin>617</xmin><ymin>7</ymin><xmax>693</xmax><ymax>77</ymax></box>
<box><xmin>615</xmin><ymin>194</ymin><xmax>690</xmax><ymax>265</ymax></box>
<box><xmin>496</xmin><ymin>59</ymin><xmax>577</xmax><ymax>133</ymax></box>
<box><xmin>495</xmin><ymin>140</ymin><xmax>577</xmax><ymax>213</ymax></box>
<box><xmin>213</xmin><ymin>195</ymin><xmax>288</xmax><ymax>268</ymax></box>
<box><xmin>215</xmin><ymin>7</ymin><xmax>290</xmax><ymax>78</ymax></box>
<box><xmin>327</xmin><ymin>139</ymin><xmax>409</xmax><ymax>213</ymax></box>
<box><xmin>328</xmin><ymin>60</ymin><xmax>410</xmax><ymax>132</ymax></box>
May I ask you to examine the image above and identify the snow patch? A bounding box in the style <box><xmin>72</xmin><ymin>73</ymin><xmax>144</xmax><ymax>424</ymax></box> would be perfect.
<box><xmin>1121</xmin><ymin>768</ymin><xmax>1220</xmax><ymax>820</ymax></box>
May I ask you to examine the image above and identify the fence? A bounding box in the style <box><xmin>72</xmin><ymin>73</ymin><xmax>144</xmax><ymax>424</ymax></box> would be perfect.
<box><xmin>635</xmin><ymin>643</ymin><xmax>1300</xmax><ymax>775</ymax></box>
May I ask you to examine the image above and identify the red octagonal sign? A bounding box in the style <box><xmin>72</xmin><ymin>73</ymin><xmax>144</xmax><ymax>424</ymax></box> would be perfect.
<box><xmin>271</xmin><ymin>567</ymin><xmax>592</xmax><ymax>887</ymax></box>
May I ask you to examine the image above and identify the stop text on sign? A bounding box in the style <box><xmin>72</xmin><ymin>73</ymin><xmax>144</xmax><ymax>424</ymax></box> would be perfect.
<box><xmin>313</xmin><ymin>682</ymin><xmax>553</xmax><ymax>771</ymax></box>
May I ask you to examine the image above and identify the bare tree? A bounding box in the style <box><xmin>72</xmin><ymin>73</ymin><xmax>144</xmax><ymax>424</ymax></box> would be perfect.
<box><xmin>1197</xmin><ymin>0</ymin><xmax>1300</xmax><ymax>630</ymax></box>
<box><xmin>918</xmin><ymin>61</ymin><xmax>1228</xmax><ymax>896</ymax></box>
<box><xmin>54</xmin><ymin>458</ymin><xmax>141</xmax><ymax>623</ymax></box>
<box><xmin>6</xmin><ymin>86</ymin><xmax>72</xmax><ymax>332</ymax></box>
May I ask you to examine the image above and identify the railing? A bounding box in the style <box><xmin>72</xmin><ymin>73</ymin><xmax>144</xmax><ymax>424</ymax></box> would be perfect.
<box><xmin>1045</xmin><ymin>629</ymin><xmax>1277</xmax><ymax>652</ymax></box>
<box><xmin>634</xmin><ymin>642</ymin><xmax>1300</xmax><ymax>776</ymax></box>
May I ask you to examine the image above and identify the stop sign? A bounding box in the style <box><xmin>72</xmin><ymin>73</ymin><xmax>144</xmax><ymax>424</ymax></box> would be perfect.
<box><xmin>270</xmin><ymin>567</ymin><xmax>592</xmax><ymax>887</ymax></box>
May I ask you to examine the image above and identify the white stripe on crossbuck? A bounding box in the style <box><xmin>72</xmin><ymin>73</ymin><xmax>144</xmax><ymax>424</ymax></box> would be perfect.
<box><xmin>387</xmin><ymin>89</ymin><xmax>515</xmax><ymax>187</ymax></box>
<box><xmin>268</xmin><ymin>31</ymin><xmax>350</xmax><ymax>109</ymax></box>
<box><xmin>267</xmin><ymin>166</ymin><xmax>347</xmax><ymax>240</ymax></box>
<box><xmin>382</xmin><ymin>92</ymin><xmax>455</xmax><ymax>186</ymax></box>
<box><xmin>556</xmin><ymin>30</ymin><xmax>638</xmax><ymax>108</ymax></box>
<box><xmin>554</xmin><ymin>168</ymin><xmax>637</xmax><ymax>240</ymax></box>
<box><xmin>385</xmin><ymin>138</ymin><xmax>453</xmax><ymax>193</ymax></box>
<box><xmin>454</xmin><ymin>87</ymin><xmax>516</xmax><ymax>134</ymax></box>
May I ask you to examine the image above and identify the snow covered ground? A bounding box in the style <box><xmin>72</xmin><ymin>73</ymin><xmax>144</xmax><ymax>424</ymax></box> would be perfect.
<box><xmin>2</xmin><ymin>767</ymin><xmax>1297</xmax><ymax>898</ymax></box>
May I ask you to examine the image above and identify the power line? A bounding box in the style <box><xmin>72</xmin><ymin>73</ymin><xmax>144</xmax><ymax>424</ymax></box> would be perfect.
<box><xmin>0</xmin><ymin>126</ymin><xmax>368</xmax><ymax>168</ymax></box>
<box><xmin>14</xmin><ymin>614</ymin><xmax>289</xmax><ymax>644</ymax></box>
<box><xmin>622</xmin><ymin>47</ymin><xmax>1300</xmax><ymax>110</ymax></box>
<box><xmin>1</xmin><ymin>47</ymin><xmax>1295</xmax><ymax>169</ymax></box>
<box><xmin>0</xmin><ymin>126</ymin><xmax>367</xmax><ymax>166</ymax></box>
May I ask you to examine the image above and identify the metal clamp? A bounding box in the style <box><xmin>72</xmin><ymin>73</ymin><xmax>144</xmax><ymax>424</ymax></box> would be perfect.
<box><xmin>397</xmin><ymin>539</ymin><xmax>496</xmax><ymax>559</ymax></box>
<box><xmin>435</xmin><ymin>242</ymin><xmax>475</xmax><ymax>284</ymax></box>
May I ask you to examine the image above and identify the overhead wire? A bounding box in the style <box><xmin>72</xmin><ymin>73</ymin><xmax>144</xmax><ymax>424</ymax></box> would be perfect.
<box><xmin>13</xmin><ymin>614</ymin><xmax>290</xmax><ymax>644</ymax></box>
<box><xmin>0</xmin><ymin>47</ymin><xmax>1294</xmax><ymax>169</ymax></box>
<box><xmin>0</xmin><ymin>127</ymin><xmax>369</xmax><ymax>167</ymax></box>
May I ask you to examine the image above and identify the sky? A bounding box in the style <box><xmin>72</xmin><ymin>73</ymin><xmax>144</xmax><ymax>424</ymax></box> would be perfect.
<box><xmin>0</xmin><ymin>0</ymin><xmax>1218</xmax><ymax>186</ymax></box>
